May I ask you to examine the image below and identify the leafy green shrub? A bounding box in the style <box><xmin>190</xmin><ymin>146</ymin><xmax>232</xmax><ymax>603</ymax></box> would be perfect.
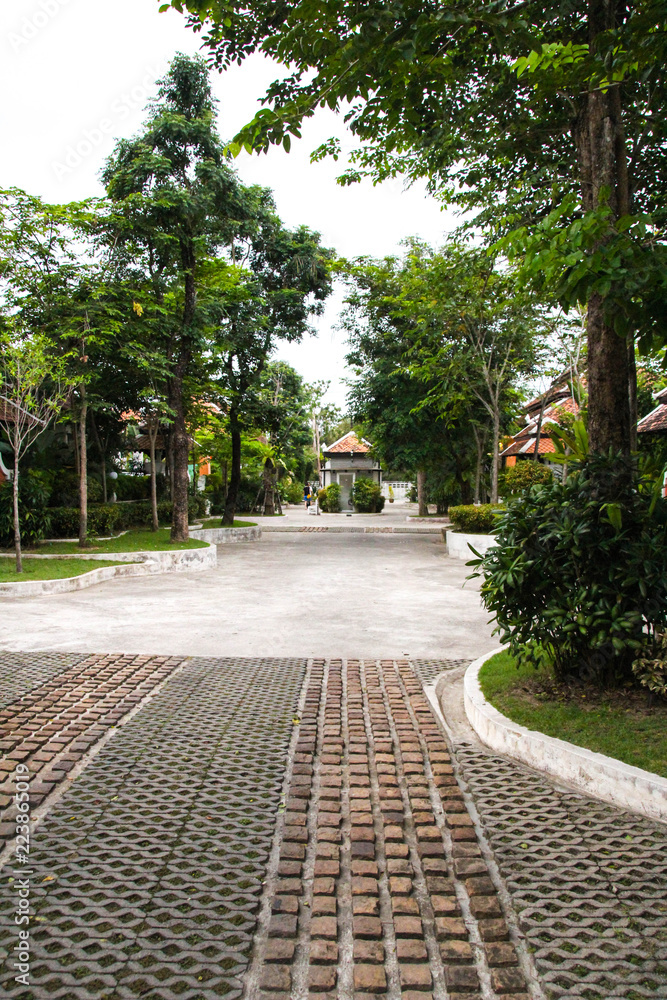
<box><xmin>281</xmin><ymin>480</ymin><xmax>305</xmax><ymax>505</ymax></box>
<box><xmin>633</xmin><ymin>633</ymin><xmax>667</xmax><ymax>699</ymax></box>
<box><xmin>234</xmin><ymin>478</ymin><xmax>262</xmax><ymax>513</ymax></box>
<box><xmin>48</xmin><ymin>470</ymin><xmax>103</xmax><ymax>507</ymax></box>
<box><xmin>48</xmin><ymin>504</ymin><xmax>121</xmax><ymax>538</ymax></box>
<box><xmin>0</xmin><ymin>472</ymin><xmax>52</xmax><ymax>547</ymax></box>
<box><xmin>499</xmin><ymin>462</ymin><xmax>553</xmax><ymax>498</ymax></box>
<box><xmin>319</xmin><ymin>483</ymin><xmax>341</xmax><ymax>512</ymax></box>
<box><xmin>47</xmin><ymin>497</ymin><xmax>202</xmax><ymax>537</ymax></box>
<box><xmin>448</xmin><ymin>504</ymin><xmax>501</xmax><ymax>533</ymax></box>
<box><xmin>472</xmin><ymin>456</ymin><xmax>667</xmax><ymax>683</ymax></box>
<box><xmin>352</xmin><ymin>478</ymin><xmax>385</xmax><ymax>513</ymax></box>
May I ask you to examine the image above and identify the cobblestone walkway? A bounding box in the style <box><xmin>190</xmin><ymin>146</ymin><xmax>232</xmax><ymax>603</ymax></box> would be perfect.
<box><xmin>0</xmin><ymin>656</ymin><xmax>306</xmax><ymax>1000</ymax></box>
<box><xmin>250</xmin><ymin>659</ymin><xmax>532</xmax><ymax>1000</ymax></box>
<box><xmin>0</xmin><ymin>652</ymin><xmax>184</xmax><ymax>847</ymax></box>
<box><xmin>0</xmin><ymin>654</ymin><xmax>666</xmax><ymax>1000</ymax></box>
<box><xmin>453</xmin><ymin>742</ymin><xmax>667</xmax><ymax>1000</ymax></box>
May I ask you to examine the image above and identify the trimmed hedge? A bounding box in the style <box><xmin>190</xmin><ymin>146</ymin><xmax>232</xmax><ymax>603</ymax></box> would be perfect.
<box><xmin>47</xmin><ymin>496</ymin><xmax>207</xmax><ymax>538</ymax></box>
<box><xmin>448</xmin><ymin>504</ymin><xmax>503</xmax><ymax>534</ymax></box>
<box><xmin>318</xmin><ymin>483</ymin><xmax>341</xmax><ymax>513</ymax></box>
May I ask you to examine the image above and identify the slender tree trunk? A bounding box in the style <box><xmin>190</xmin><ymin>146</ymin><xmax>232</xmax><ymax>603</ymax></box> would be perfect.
<box><xmin>169</xmin><ymin>363</ymin><xmax>191</xmax><ymax>541</ymax></box>
<box><xmin>490</xmin><ymin>409</ymin><xmax>500</xmax><ymax>503</ymax></box>
<box><xmin>263</xmin><ymin>458</ymin><xmax>276</xmax><ymax>516</ymax></box>
<box><xmin>12</xmin><ymin>446</ymin><xmax>22</xmax><ymax>574</ymax></box>
<box><xmin>628</xmin><ymin>336</ymin><xmax>638</xmax><ymax>451</ymax></box>
<box><xmin>223</xmin><ymin>408</ymin><xmax>242</xmax><ymax>526</ymax></box>
<box><xmin>149</xmin><ymin>419</ymin><xmax>159</xmax><ymax>532</ymax></box>
<box><xmin>170</xmin><ymin>241</ymin><xmax>197</xmax><ymax>542</ymax></box>
<box><xmin>573</xmin><ymin>0</ymin><xmax>632</xmax><ymax>459</ymax></box>
<box><xmin>90</xmin><ymin>410</ymin><xmax>107</xmax><ymax>504</ymax></box>
<box><xmin>473</xmin><ymin>426</ymin><xmax>484</xmax><ymax>504</ymax></box>
<box><xmin>78</xmin><ymin>385</ymin><xmax>89</xmax><ymax>548</ymax></box>
<box><xmin>417</xmin><ymin>468</ymin><xmax>428</xmax><ymax>517</ymax></box>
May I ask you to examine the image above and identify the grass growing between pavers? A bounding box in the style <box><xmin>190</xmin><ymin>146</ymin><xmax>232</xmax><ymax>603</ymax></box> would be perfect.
<box><xmin>0</xmin><ymin>557</ymin><xmax>125</xmax><ymax>582</ymax></box>
<box><xmin>32</xmin><ymin>528</ymin><xmax>209</xmax><ymax>554</ymax></box>
<box><xmin>479</xmin><ymin>651</ymin><xmax>667</xmax><ymax>779</ymax></box>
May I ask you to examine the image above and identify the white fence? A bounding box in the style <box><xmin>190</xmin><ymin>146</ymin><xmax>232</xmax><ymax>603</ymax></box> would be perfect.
<box><xmin>381</xmin><ymin>481</ymin><xmax>413</xmax><ymax>503</ymax></box>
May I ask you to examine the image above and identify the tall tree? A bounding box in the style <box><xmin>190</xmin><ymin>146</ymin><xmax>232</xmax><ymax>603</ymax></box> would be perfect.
<box><xmin>102</xmin><ymin>54</ymin><xmax>252</xmax><ymax>540</ymax></box>
<box><xmin>166</xmin><ymin>0</ymin><xmax>667</xmax><ymax>462</ymax></box>
<box><xmin>208</xmin><ymin>219</ymin><xmax>332</xmax><ymax>524</ymax></box>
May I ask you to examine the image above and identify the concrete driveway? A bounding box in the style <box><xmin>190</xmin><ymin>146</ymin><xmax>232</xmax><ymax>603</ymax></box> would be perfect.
<box><xmin>0</xmin><ymin>533</ymin><xmax>496</xmax><ymax>659</ymax></box>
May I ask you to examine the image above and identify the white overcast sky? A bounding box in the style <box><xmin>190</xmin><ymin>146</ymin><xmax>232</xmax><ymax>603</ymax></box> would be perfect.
<box><xmin>1</xmin><ymin>0</ymin><xmax>458</xmax><ymax>407</ymax></box>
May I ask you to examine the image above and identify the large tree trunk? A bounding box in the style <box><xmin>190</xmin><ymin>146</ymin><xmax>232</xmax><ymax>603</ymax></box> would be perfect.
<box><xmin>574</xmin><ymin>0</ymin><xmax>633</xmax><ymax>459</ymax></box>
<box><xmin>12</xmin><ymin>445</ymin><xmax>22</xmax><ymax>574</ymax></box>
<box><xmin>170</xmin><ymin>242</ymin><xmax>197</xmax><ymax>542</ymax></box>
<box><xmin>223</xmin><ymin>409</ymin><xmax>242</xmax><ymax>526</ymax></box>
<box><xmin>417</xmin><ymin>468</ymin><xmax>428</xmax><ymax>517</ymax></box>
<box><xmin>169</xmin><ymin>358</ymin><xmax>191</xmax><ymax>542</ymax></box>
<box><xmin>78</xmin><ymin>385</ymin><xmax>89</xmax><ymax>548</ymax></box>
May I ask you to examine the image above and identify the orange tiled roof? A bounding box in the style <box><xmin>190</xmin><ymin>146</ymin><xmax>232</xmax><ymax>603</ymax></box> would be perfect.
<box><xmin>324</xmin><ymin>432</ymin><xmax>370</xmax><ymax>454</ymax></box>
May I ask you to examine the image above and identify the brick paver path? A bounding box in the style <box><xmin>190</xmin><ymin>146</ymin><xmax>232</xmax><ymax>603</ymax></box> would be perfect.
<box><xmin>1</xmin><ymin>653</ymin><xmax>666</xmax><ymax>1000</ymax></box>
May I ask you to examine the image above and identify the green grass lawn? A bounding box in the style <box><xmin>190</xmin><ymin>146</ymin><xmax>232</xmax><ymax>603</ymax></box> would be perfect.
<box><xmin>200</xmin><ymin>518</ymin><xmax>258</xmax><ymax>528</ymax></box>
<box><xmin>0</xmin><ymin>557</ymin><xmax>124</xmax><ymax>583</ymax></box>
<box><xmin>479</xmin><ymin>651</ymin><xmax>667</xmax><ymax>779</ymax></box>
<box><xmin>32</xmin><ymin>528</ymin><xmax>208</xmax><ymax>554</ymax></box>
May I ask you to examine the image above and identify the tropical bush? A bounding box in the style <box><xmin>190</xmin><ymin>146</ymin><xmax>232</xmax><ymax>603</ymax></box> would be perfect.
<box><xmin>352</xmin><ymin>478</ymin><xmax>385</xmax><ymax>513</ymax></box>
<box><xmin>499</xmin><ymin>462</ymin><xmax>553</xmax><ymax>498</ymax></box>
<box><xmin>318</xmin><ymin>483</ymin><xmax>342</xmax><ymax>512</ymax></box>
<box><xmin>280</xmin><ymin>480</ymin><xmax>305</xmax><ymax>505</ymax></box>
<box><xmin>448</xmin><ymin>504</ymin><xmax>501</xmax><ymax>534</ymax></box>
<box><xmin>0</xmin><ymin>472</ymin><xmax>52</xmax><ymax>547</ymax></box>
<box><xmin>472</xmin><ymin>457</ymin><xmax>667</xmax><ymax>684</ymax></box>
<box><xmin>48</xmin><ymin>469</ymin><xmax>103</xmax><ymax>507</ymax></box>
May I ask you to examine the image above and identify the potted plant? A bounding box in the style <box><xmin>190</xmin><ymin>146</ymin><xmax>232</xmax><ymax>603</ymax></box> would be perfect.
<box><xmin>388</xmin><ymin>485</ymin><xmax>395</xmax><ymax>503</ymax></box>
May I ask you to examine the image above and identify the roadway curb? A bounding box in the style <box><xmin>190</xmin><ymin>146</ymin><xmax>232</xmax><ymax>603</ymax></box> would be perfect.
<box><xmin>462</xmin><ymin>649</ymin><xmax>667</xmax><ymax>824</ymax></box>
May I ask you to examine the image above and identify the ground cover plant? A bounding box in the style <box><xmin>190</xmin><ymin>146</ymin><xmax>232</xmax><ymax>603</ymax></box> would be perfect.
<box><xmin>479</xmin><ymin>650</ymin><xmax>667</xmax><ymax>779</ymax></box>
<box><xmin>0</xmin><ymin>557</ymin><xmax>124</xmax><ymax>583</ymax></box>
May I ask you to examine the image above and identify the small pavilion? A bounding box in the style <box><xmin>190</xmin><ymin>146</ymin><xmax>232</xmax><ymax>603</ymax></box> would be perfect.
<box><xmin>320</xmin><ymin>431</ymin><xmax>383</xmax><ymax>511</ymax></box>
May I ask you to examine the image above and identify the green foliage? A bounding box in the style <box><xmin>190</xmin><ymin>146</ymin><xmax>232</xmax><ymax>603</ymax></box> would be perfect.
<box><xmin>472</xmin><ymin>457</ymin><xmax>667</xmax><ymax>683</ymax></box>
<box><xmin>114</xmin><ymin>474</ymin><xmax>169</xmax><ymax>502</ymax></box>
<box><xmin>280</xmin><ymin>480</ymin><xmax>305</xmax><ymax>505</ymax></box>
<box><xmin>633</xmin><ymin>634</ymin><xmax>667</xmax><ymax>699</ymax></box>
<box><xmin>48</xmin><ymin>504</ymin><xmax>121</xmax><ymax>539</ymax></box>
<box><xmin>318</xmin><ymin>483</ymin><xmax>341</xmax><ymax>513</ymax></box>
<box><xmin>499</xmin><ymin>463</ymin><xmax>553</xmax><ymax>498</ymax></box>
<box><xmin>0</xmin><ymin>474</ymin><xmax>52</xmax><ymax>547</ymax></box>
<box><xmin>448</xmin><ymin>505</ymin><xmax>501</xmax><ymax>534</ymax></box>
<box><xmin>352</xmin><ymin>478</ymin><xmax>385</xmax><ymax>513</ymax></box>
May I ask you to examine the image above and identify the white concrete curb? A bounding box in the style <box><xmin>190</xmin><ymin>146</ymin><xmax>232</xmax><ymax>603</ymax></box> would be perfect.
<box><xmin>463</xmin><ymin>649</ymin><xmax>667</xmax><ymax>824</ymax></box>
<box><xmin>445</xmin><ymin>530</ymin><xmax>498</xmax><ymax>560</ymax></box>
<box><xmin>0</xmin><ymin>561</ymin><xmax>153</xmax><ymax>597</ymax></box>
<box><xmin>0</xmin><ymin>542</ymin><xmax>217</xmax><ymax>597</ymax></box>
<box><xmin>190</xmin><ymin>526</ymin><xmax>261</xmax><ymax>544</ymax></box>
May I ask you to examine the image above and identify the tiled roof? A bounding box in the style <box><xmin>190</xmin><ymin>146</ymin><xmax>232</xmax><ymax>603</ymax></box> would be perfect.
<box><xmin>501</xmin><ymin>393</ymin><xmax>581</xmax><ymax>459</ymax></box>
<box><xmin>501</xmin><ymin>437</ymin><xmax>557</xmax><ymax>458</ymax></box>
<box><xmin>324</xmin><ymin>432</ymin><xmax>370</xmax><ymax>454</ymax></box>
<box><xmin>637</xmin><ymin>403</ymin><xmax>667</xmax><ymax>434</ymax></box>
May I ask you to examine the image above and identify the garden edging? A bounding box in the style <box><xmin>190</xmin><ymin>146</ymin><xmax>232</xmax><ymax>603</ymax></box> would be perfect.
<box><xmin>463</xmin><ymin>648</ymin><xmax>667</xmax><ymax>824</ymax></box>
<box><xmin>445</xmin><ymin>530</ymin><xmax>498</xmax><ymax>560</ymax></box>
<box><xmin>0</xmin><ymin>561</ymin><xmax>153</xmax><ymax>597</ymax></box>
<box><xmin>190</xmin><ymin>526</ymin><xmax>261</xmax><ymax>544</ymax></box>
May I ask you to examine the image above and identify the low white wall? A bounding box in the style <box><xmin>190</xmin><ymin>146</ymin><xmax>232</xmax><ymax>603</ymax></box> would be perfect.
<box><xmin>190</xmin><ymin>526</ymin><xmax>261</xmax><ymax>544</ymax></box>
<box><xmin>0</xmin><ymin>561</ymin><xmax>153</xmax><ymax>598</ymax></box>
<box><xmin>445</xmin><ymin>530</ymin><xmax>498</xmax><ymax>560</ymax></box>
<box><xmin>13</xmin><ymin>545</ymin><xmax>217</xmax><ymax>572</ymax></box>
<box><xmin>463</xmin><ymin>650</ymin><xmax>667</xmax><ymax>825</ymax></box>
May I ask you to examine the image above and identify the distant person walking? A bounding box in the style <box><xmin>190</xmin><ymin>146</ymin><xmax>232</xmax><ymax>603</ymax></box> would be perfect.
<box><xmin>304</xmin><ymin>485</ymin><xmax>311</xmax><ymax>509</ymax></box>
